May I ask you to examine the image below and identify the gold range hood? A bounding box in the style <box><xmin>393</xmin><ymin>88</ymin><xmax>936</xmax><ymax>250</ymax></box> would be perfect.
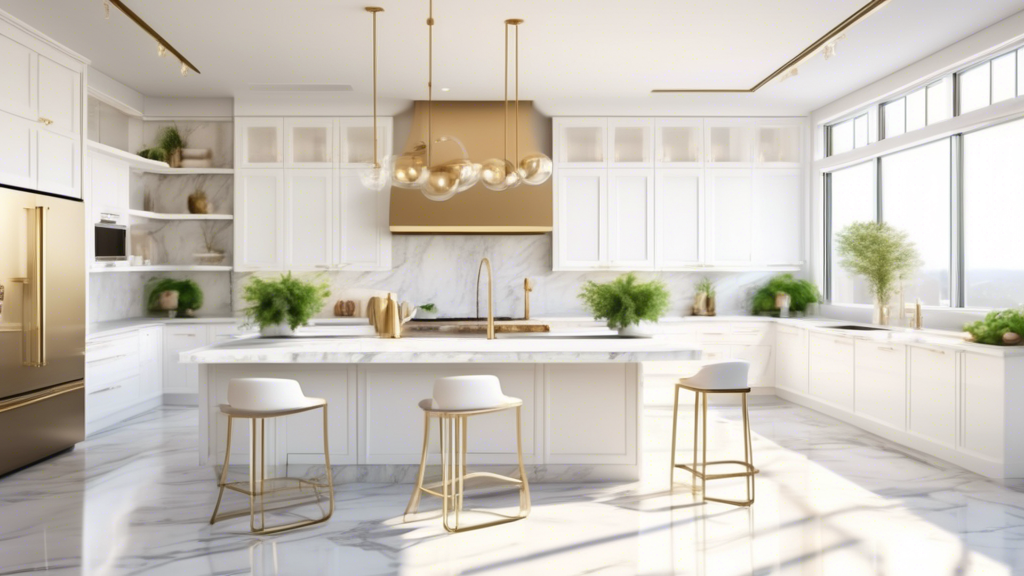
<box><xmin>389</xmin><ymin>101</ymin><xmax>552</xmax><ymax>234</ymax></box>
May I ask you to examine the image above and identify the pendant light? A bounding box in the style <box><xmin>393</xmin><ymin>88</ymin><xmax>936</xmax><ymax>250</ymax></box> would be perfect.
<box><xmin>360</xmin><ymin>7</ymin><xmax>391</xmax><ymax>192</ymax></box>
<box><xmin>481</xmin><ymin>19</ymin><xmax>552</xmax><ymax>191</ymax></box>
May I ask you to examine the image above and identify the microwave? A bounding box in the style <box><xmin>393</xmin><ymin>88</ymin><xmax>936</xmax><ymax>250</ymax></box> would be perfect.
<box><xmin>94</xmin><ymin>221</ymin><xmax>128</xmax><ymax>261</ymax></box>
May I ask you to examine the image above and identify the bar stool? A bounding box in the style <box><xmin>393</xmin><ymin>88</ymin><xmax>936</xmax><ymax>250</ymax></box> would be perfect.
<box><xmin>404</xmin><ymin>375</ymin><xmax>531</xmax><ymax>533</ymax></box>
<box><xmin>209</xmin><ymin>378</ymin><xmax>334</xmax><ymax>534</ymax></box>
<box><xmin>669</xmin><ymin>361</ymin><xmax>758</xmax><ymax>507</ymax></box>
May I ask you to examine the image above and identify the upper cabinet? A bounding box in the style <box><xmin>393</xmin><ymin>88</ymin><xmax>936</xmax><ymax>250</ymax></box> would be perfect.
<box><xmin>0</xmin><ymin>15</ymin><xmax>85</xmax><ymax>199</ymax></box>
<box><xmin>552</xmin><ymin>116</ymin><xmax>805</xmax><ymax>271</ymax></box>
<box><xmin>655</xmin><ymin>118</ymin><xmax>703</xmax><ymax>168</ymax></box>
<box><xmin>237</xmin><ymin>117</ymin><xmax>283</xmax><ymax>168</ymax></box>
<box><xmin>338</xmin><ymin>117</ymin><xmax>392</xmax><ymax>167</ymax></box>
<box><xmin>284</xmin><ymin>118</ymin><xmax>333</xmax><ymax>168</ymax></box>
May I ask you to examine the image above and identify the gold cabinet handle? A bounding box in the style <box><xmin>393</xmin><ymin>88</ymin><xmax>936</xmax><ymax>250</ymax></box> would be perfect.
<box><xmin>38</xmin><ymin>117</ymin><xmax>53</xmax><ymax>126</ymax></box>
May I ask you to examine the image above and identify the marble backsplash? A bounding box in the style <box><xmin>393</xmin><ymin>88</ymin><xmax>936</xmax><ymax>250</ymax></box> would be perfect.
<box><xmin>233</xmin><ymin>235</ymin><xmax>787</xmax><ymax>320</ymax></box>
<box><xmin>89</xmin><ymin>272</ymin><xmax>233</xmax><ymax>323</ymax></box>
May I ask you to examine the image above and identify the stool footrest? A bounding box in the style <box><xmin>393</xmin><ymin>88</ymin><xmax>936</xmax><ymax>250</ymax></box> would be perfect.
<box><xmin>674</xmin><ymin>460</ymin><xmax>758</xmax><ymax>481</ymax></box>
<box><xmin>221</xmin><ymin>476</ymin><xmax>329</xmax><ymax>497</ymax></box>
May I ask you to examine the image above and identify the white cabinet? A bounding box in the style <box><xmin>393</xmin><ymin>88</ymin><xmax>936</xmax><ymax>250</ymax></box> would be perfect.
<box><xmin>734</xmin><ymin>344</ymin><xmax>774</xmax><ymax>387</ymax></box>
<box><xmin>555</xmin><ymin>168</ymin><xmax>606</xmax><ymax>269</ymax></box>
<box><xmin>284</xmin><ymin>169</ymin><xmax>333</xmax><ymax>269</ymax></box>
<box><xmin>607</xmin><ymin>168</ymin><xmax>654</xmax><ymax>268</ymax></box>
<box><xmin>139</xmin><ymin>326</ymin><xmax>163</xmax><ymax>400</ymax></box>
<box><xmin>854</xmin><ymin>341</ymin><xmax>907</xmax><ymax>429</ymax></box>
<box><xmin>607</xmin><ymin>118</ymin><xmax>653</xmax><ymax>167</ymax></box>
<box><xmin>336</xmin><ymin>168</ymin><xmax>391</xmax><ymax>270</ymax></box>
<box><xmin>908</xmin><ymin>345</ymin><xmax>957</xmax><ymax>448</ymax></box>
<box><xmin>654</xmin><ymin>169</ymin><xmax>702</xmax><ymax>268</ymax></box>
<box><xmin>753</xmin><ymin>119</ymin><xmax>802</xmax><ymax>167</ymax></box>
<box><xmin>808</xmin><ymin>333</ymin><xmax>855</xmax><ymax>410</ymax></box>
<box><xmin>237</xmin><ymin>117</ymin><xmax>283</xmax><ymax>168</ymax></box>
<box><xmin>0</xmin><ymin>17</ymin><xmax>85</xmax><ymax>199</ymax></box>
<box><xmin>775</xmin><ymin>324</ymin><xmax>808</xmax><ymax>393</ymax></box>
<box><xmin>284</xmin><ymin>118</ymin><xmax>333</xmax><ymax>168</ymax></box>
<box><xmin>706</xmin><ymin>169</ymin><xmax>754</xmax><ymax>264</ymax></box>
<box><xmin>88</xmin><ymin>152</ymin><xmax>129</xmax><ymax>219</ymax></box>
<box><xmin>962</xmin><ymin>353</ymin><xmax>1003</xmax><ymax>460</ymax></box>
<box><xmin>554</xmin><ymin>117</ymin><xmax>606</xmax><ymax>167</ymax></box>
<box><xmin>705</xmin><ymin>119</ymin><xmax>752</xmax><ymax>167</ymax></box>
<box><xmin>752</xmin><ymin>169</ymin><xmax>803</xmax><ymax>265</ymax></box>
<box><xmin>338</xmin><ymin>117</ymin><xmax>392</xmax><ymax>166</ymax></box>
<box><xmin>163</xmin><ymin>325</ymin><xmax>210</xmax><ymax>395</ymax></box>
<box><xmin>235</xmin><ymin>169</ymin><xmax>285</xmax><ymax>270</ymax></box>
<box><xmin>655</xmin><ymin>118</ymin><xmax>703</xmax><ymax>168</ymax></box>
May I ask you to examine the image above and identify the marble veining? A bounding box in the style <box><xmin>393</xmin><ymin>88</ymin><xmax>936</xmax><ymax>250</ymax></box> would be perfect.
<box><xmin>3</xmin><ymin>399</ymin><xmax>1024</xmax><ymax>575</ymax></box>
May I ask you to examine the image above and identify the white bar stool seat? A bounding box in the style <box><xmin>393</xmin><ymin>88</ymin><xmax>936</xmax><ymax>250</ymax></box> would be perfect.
<box><xmin>669</xmin><ymin>361</ymin><xmax>758</xmax><ymax>507</ymax></box>
<box><xmin>210</xmin><ymin>378</ymin><xmax>334</xmax><ymax>534</ymax></box>
<box><xmin>405</xmin><ymin>375</ymin><xmax>531</xmax><ymax>533</ymax></box>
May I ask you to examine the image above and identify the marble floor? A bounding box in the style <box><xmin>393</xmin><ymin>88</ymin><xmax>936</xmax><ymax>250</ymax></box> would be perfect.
<box><xmin>2</xmin><ymin>398</ymin><xmax>1024</xmax><ymax>576</ymax></box>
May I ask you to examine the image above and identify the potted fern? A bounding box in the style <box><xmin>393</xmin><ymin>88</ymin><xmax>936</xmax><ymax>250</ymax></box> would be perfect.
<box><xmin>146</xmin><ymin>278</ymin><xmax>203</xmax><ymax>318</ymax></box>
<box><xmin>751</xmin><ymin>274</ymin><xmax>819</xmax><ymax>317</ymax></box>
<box><xmin>242</xmin><ymin>273</ymin><xmax>330</xmax><ymax>337</ymax></box>
<box><xmin>834</xmin><ymin>221</ymin><xmax>920</xmax><ymax>325</ymax></box>
<box><xmin>578</xmin><ymin>273</ymin><xmax>670</xmax><ymax>337</ymax></box>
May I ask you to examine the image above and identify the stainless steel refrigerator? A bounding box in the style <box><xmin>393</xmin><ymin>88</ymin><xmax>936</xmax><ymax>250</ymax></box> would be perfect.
<box><xmin>0</xmin><ymin>186</ymin><xmax>85</xmax><ymax>476</ymax></box>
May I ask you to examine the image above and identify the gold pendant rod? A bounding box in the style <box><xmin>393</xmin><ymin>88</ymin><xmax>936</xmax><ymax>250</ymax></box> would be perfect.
<box><xmin>365</xmin><ymin>7</ymin><xmax>384</xmax><ymax>169</ymax></box>
<box><xmin>503</xmin><ymin>22</ymin><xmax>508</xmax><ymax>164</ymax></box>
<box><xmin>427</xmin><ymin>0</ymin><xmax>434</xmax><ymax>166</ymax></box>
<box><xmin>505</xmin><ymin>19</ymin><xmax>523</xmax><ymax>166</ymax></box>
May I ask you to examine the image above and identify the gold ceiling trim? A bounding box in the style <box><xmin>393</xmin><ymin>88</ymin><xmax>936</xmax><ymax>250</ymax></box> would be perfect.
<box><xmin>108</xmin><ymin>0</ymin><xmax>201</xmax><ymax>74</ymax></box>
<box><xmin>652</xmin><ymin>0</ymin><xmax>891</xmax><ymax>94</ymax></box>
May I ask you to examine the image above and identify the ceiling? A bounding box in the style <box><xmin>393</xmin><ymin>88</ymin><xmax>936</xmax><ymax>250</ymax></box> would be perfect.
<box><xmin>5</xmin><ymin>0</ymin><xmax>1023</xmax><ymax>116</ymax></box>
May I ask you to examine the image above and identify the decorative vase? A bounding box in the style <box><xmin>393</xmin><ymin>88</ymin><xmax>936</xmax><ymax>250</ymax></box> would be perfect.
<box><xmin>187</xmin><ymin>190</ymin><xmax>210</xmax><ymax>214</ymax></box>
<box><xmin>260</xmin><ymin>323</ymin><xmax>295</xmax><ymax>338</ymax></box>
<box><xmin>692</xmin><ymin>292</ymin><xmax>715</xmax><ymax>316</ymax></box>
<box><xmin>872</xmin><ymin>296</ymin><xmax>890</xmax><ymax>326</ymax></box>
<box><xmin>168</xmin><ymin>148</ymin><xmax>182</xmax><ymax>168</ymax></box>
<box><xmin>616</xmin><ymin>323</ymin><xmax>652</xmax><ymax>338</ymax></box>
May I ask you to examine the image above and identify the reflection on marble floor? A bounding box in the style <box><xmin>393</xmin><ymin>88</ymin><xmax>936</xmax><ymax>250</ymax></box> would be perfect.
<box><xmin>2</xmin><ymin>398</ymin><xmax>1024</xmax><ymax>576</ymax></box>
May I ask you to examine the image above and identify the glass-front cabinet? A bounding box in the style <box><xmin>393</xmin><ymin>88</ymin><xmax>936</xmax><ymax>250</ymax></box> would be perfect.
<box><xmin>237</xmin><ymin>118</ymin><xmax>283</xmax><ymax>168</ymax></box>
<box><xmin>284</xmin><ymin>118</ymin><xmax>334</xmax><ymax>168</ymax></box>
<box><xmin>607</xmin><ymin>118</ymin><xmax>653</xmax><ymax>167</ymax></box>
<box><xmin>655</xmin><ymin>118</ymin><xmax>703</xmax><ymax>168</ymax></box>
<box><xmin>705</xmin><ymin>119</ymin><xmax>753</xmax><ymax>167</ymax></box>
<box><xmin>338</xmin><ymin>117</ymin><xmax>392</xmax><ymax>167</ymax></box>
<box><xmin>555</xmin><ymin>117</ymin><xmax>607</xmax><ymax>167</ymax></box>
<box><xmin>753</xmin><ymin>119</ymin><xmax>803</xmax><ymax>167</ymax></box>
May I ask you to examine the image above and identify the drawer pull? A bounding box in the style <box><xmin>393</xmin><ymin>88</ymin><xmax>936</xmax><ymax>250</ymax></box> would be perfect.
<box><xmin>877</xmin><ymin>346</ymin><xmax>896</xmax><ymax>351</ymax></box>
<box><xmin>89</xmin><ymin>384</ymin><xmax>122</xmax><ymax>395</ymax></box>
<box><xmin>925</xmin><ymin>348</ymin><xmax>947</xmax><ymax>355</ymax></box>
<box><xmin>703</xmin><ymin>332</ymin><xmax>725</xmax><ymax>336</ymax></box>
<box><xmin>87</xmin><ymin>353</ymin><xmax>129</xmax><ymax>365</ymax></box>
<box><xmin>171</xmin><ymin>333</ymin><xmax>197</xmax><ymax>337</ymax></box>
<box><xmin>38</xmin><ymin>117</ymin><xmax>53</xmax><ymax>126</ymax></box>
<box><xmin>834</xmin><ymin>339</ymin><xmax>852</xmax><ymax>345</ymax></box>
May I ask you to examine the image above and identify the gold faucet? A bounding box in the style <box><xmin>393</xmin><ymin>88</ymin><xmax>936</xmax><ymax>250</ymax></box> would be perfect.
<box><xmin>523</xmin><ymin>278</ymin><xmax>533</xmax><ymax>320</ymax></box>
<box><xmin>476</xmin><ymin>257</ymin><xmax>495</xmax><ymax>339</ymax></box>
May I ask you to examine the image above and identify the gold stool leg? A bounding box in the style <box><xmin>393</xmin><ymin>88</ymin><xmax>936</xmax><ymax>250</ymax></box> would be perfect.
<box><xmin>516</xmin><ymin>405</ymin><xmax>531</xmax><ymax>515</ymax></box>
<box><xmin>210</xmin><ymin>415</ymin><xmax>234</xmax><ymax>524</ymax></box>
<box><xmin>692</xmin><ymin>391</ymin><xmax>700</xmax><ymax>493</ymax></box>
<box><xmin>404</xmin><ymin>412</ymin><xmax>432</xmax><ymax>520</ymax></box>
<box><xmin>701</xmin><ymin>392</ymin><xmax>708</xmax><ymax>501</ymax></box>
<box><xmin>249</xmin><ymin>417</ymin><xmax>259</xmax><ymax>532</ymax></box>
<box><xmin>322</xmin><ymin>404</ymin><xmax>335</xmax><ymax>521</ymax></box>
<box><xmin>742</xmin><ymin>393</ymin><xmax>755</xmax><ymax>505</ymax></box>
<box><xmin>459</xmin><ymin>416</ymin><xmax>467</xmax><ymax>513</ymax></box>
<box><xmin>669</xmin><ymin>384</ymin><xmax>680</xmax><ymax>489</ymax></box>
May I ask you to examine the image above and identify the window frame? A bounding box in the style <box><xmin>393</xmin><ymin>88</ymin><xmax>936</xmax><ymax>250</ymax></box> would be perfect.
<box><xmin>825</xmin><ymin>110</ymin><xmax>870</xmax><ymax>157</ymax></box>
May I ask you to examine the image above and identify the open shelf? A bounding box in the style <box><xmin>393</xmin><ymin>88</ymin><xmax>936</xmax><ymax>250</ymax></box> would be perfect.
<box><xmin>90</xmin><ymin>265</ymin><xmax>233</xmax><ymax>273</ymax></box>
<box><xmin>128</xmin><ymin>209</ymin><xmax>233</xmax><ymax>221</ymax></box>
<box><xmin>134</xmin><ymin>166</ymin><xmax>235</xmax><ymax>175</ymax></box>
<box><xmin>87</xmin><ymin>140</ymin><xmax>170</xmax><ymax>171</ymax></box>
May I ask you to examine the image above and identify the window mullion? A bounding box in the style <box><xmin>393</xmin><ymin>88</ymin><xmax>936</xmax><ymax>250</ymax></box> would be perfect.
<box><xmin>952</xmin><ymin>134</ymin><xmax>965</xmax><ymax>308</ymax></box>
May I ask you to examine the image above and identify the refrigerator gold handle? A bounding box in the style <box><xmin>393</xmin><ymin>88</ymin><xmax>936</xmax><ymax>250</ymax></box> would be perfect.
<box><xmin>30</xmin><ymin>206</ymin><xmax>46</xmax><ymax>367</ymax></box>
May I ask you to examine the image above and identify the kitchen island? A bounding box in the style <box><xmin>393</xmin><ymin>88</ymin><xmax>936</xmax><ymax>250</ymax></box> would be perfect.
<box><xmin>181</xmin><ymin>333</ymin><xmax>703</xmax><ymax>481</ymax></box>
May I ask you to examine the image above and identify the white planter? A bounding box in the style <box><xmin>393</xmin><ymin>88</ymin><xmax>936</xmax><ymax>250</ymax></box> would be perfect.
<box><xmin>260</xmin><ymin>323</ymin><xmax>295</xmax><ymax>337</ymax></box>
<box><xmin>616</xmin><ymin>323</ymin><xmax>653</xmax><ymax>338</ymax></box>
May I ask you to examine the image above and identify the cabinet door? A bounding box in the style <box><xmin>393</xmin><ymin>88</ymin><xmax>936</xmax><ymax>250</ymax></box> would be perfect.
<box><xmin>607</xmin><ymin>168</ymin><xmax>654</xmax><ymax>268</ymax></box>
<box><xmin>37</xmin><ymin>56</ymin><xmax>80</xmax><ymax>138</ymax></box>
<box><xmin>163</xmin><ymin>325</ymin><xmax>209</xmax><ymax>394</ymax></box>
<box><xmin>338</xmin><ymin>117</ymin><xmax>392</xmax><ymax>167</ymax></box>
<box><xmin>555</xmin><ymin>168</ymin><xmax>606</xmax><ymax>269</ymax></box>
<box><xmin>0</xmin><ymin>111</ymin><xmax>36</xmax><ymax>189</ymax></box>
<box><xmin>37</xmin><ymin>130</ymin><xmax>79</xmax><ymax>198</ymax></box>
<box><xmin>0</xmin><ymin>34</ymin><xmax>37</xmax><ymax>120</ymax></box>
<box><xmin>732</xmin><ymin>344</ymin><xmax>773</xmax><ymax>387</ymax></box>
<box><xmin>336</xmin><ymin>168</ymin><xmax>391</xmax><ymax>270</ymax></box>
<box><xmin>706</xmin><ymin>169</ymin><xmax>753</xmax><ymax>264</ymax></box>
<box><xmin>654</xmin><ymin>168</ymin><xmax>702</xmax><ymax>268</ymax></box>
<box><xmin>909</xmin><ymin>346</ymin><xmax>957</xmax><ymax>447</ymax></box>
<box><xmin>854</xmin><ymin>341</ymin><xmax>907</xmax><ymax>429</ymax></box>
<box><xmin>237</xmin><ymin>117</ymin><xmax>283</xmax><ymax>168</ymax></box>
<box><xmin>236</xmin><ymin>169</ymin><xmax>285</xmax><ymax>270</ymax></box>
<box><xmin>808</xmin><ymin>333</ymin><xmax>854</xmax><ymax>410</ymax></box>
<box><xmin>752</xmin><ymin>168</ymin><xmax>802</xmax><ymax>265</ymax></box>
<box><xmin>284</xmin><ymin>169</ymin><xmax>333</xmax><ymax>269</ymax></box>
<box><xmin>962</xmin><ymin>353</ymin><xmax>1003</xmax><ymax>460</ymax></box>
<box><xmin>655</xmin><ymin>118</ymin><xmax>703</xmax><ymax>168</ymax></box>
<box><xmin>284</xmin><ymin>118</ymin><xmax>334</xmax><ymax>168</ymax></box>
<box><xmin>705</xmin><ymin>119</ymin><xmax>752</xmax><ymax>167</ymax></box>
<box><xmin>607</xmin><ymin>118</ymin><xmax>653</xmax><ymax>167</ymax></box>
<box><xmin>753</xmin><ymin>119</ymin><xmax>802</xmax><ymax>167</ymax></box>
<box><xmin>775</xmin><ymin>325</ymin><xmax>808</xmax><ymax>393</ymax></box>
<box><xmin>88</xmin><ymin>153</ymin><xmax>129</xmax><ymax>218</ymax></box>
<box><xmin>554</xmin><ymin>117</ymin><xmax>606</xmax><ymax>167</ymax></box>
<box><xmin>139</xmin><ymin>326</ymin><xmax>163</xmax><ymax>400</ymax></box>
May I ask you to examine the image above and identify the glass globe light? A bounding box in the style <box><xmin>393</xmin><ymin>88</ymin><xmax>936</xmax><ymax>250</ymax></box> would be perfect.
<box><xmin>421</xmin><ymin>163</ymin><xmax>462</xmax><ymax>201</ymax></box>
<box><xmin>359</xmin><ymin>156</ymin><xmax>393</xmax><ymax>191</ymax></box>
<box><xmin>392</xmin><ymin>153</ymin><xmax>428</xmax><ymax>189</ymax></box>
<box><xmin>519</xmin><ymin>153</ymin><xmax>553</xmax><ymax>185</ymax></box>
<box><xmin>480</xmin><ymin>158</ymin><xmax>521</xmax><ymax>191</ymax></box>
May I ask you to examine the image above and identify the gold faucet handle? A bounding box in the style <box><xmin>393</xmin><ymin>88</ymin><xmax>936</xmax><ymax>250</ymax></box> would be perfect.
<box><xmin>524</xmin><ymin>278</ymin><xmax>534</xmax><ymax>291</ymax></box>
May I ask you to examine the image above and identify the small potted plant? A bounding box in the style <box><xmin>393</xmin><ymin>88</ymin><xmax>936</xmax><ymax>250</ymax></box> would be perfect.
<box><xmin>146</xmin><ymin>278</ymin><xmax>203</xmax><ymax>318</ymax></box>
<box><xmin>964</xmin><ymin>308</ymin><xmax>1024</xmax><ymax>345</ymax></box>
<box><xmin>692</xmin><ymin>277</ymin><xmax>716</xmax><ymax>316</ymax></box>
<box><xmin>242</xmin><ymin>273</ymin><xmax>330</xmax><ymax>337</ymax></box>
<box><xmin>834</xmin><ymin>221</ymin><xmax>920</xmax><ymax>325</ymax></box>
<box><xmin>417</xmin><ymin>303</ymin><xmax>439</xmax><ymax>319</ymax></box>
<box><xmin>578</xmin><ymin>273</ymin><xmax>669</xmax><ymax>337</ymax></box>
<box><xmin>751</xmin><ymin>274</ymin><xmax>820</xmax><ymax>317</ymax></box>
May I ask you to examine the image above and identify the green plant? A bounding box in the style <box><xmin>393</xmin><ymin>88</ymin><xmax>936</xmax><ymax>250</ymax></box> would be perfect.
<box><xmin>964</xmin><ymin>308</ymin><xmax>1024</xmax><ymax>345</ymax></box>
<box><xmin>578</xmin><ymin>273</ymin><xmax>670</xmax><ymax>329</ymax></box>
<box><xmin>751</xmin><ymin>274</ymin><xmax>819</xmax><ymax>315</ymax></box>
<box><xmin>695</xmin><ymin>277</ymin><xmax>715</xmax><ymax>297</ymax></box>
<box><xmin>158</xmin><ymin>125</ymin><xmax>186</xmax><ymax>153</ymax></box>
<box><xmin>835</xmin><ymin>221</ymin><xmax>920</xmax><ymax>306</ymax></box>
<box><xmin>146</xmin><ymin>278</ymin><xmax>203</xmax><ymax>315</ymax></box>
<box><xmin>242</xmin><ymin>273</ymin><xmax>330</xmax><ymax>330</ymax></box>
<box><xmin>137</xmin><ymin>147</ymin><xmax>168</xmax><ymax>162</ymax></box>
<box><xmin>419</xmin><ymin>303</ymin><xmax>437</xmax><ymax>312</ymax></box>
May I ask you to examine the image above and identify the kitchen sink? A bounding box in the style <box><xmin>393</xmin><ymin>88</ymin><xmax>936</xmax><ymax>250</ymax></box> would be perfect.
<box><xmin>824</xmin><ymin>325</ymin><xmax>891</xmax><ymax>331</ymax></box>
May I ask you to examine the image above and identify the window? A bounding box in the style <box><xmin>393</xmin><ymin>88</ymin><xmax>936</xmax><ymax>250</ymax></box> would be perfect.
<box><xmin>880</xmin><ymin>139</ymin><xmax>952</xmax><ymax>306</ymax></box>
<box><xmin>958</xmin><ymin>49</ymin><xmax>1024</xmax><ymax>114</ymax></box>
<box><xmin>828</xmin><ymin>162</ymin><xmax>875</xmax><ymax>304</ymax></box>
<box><xmin>880</xmin><ymin>78</ymin><xmax>952</xmax><ymax>139</ymax></box>
<box><xmin>963</xmin><ymin>118</ymin><xmax>1024</xmax><ymax>308</ymax></box>
<box><xmin>827</xmin><ymin>112</ymin><xmax>869</xmax><ymax>156</ymax></box>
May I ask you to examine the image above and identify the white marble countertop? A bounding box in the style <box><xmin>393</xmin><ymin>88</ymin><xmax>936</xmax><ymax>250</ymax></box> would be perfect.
<box><xmin>88</xmin><ymin>316</ymin><xmax>370</xmax><ymax>339</ymax></box>
<box><xmin>179</xmin><ymin>331</ymin><xmax>704</xmax><ymax>364</ymax></box>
